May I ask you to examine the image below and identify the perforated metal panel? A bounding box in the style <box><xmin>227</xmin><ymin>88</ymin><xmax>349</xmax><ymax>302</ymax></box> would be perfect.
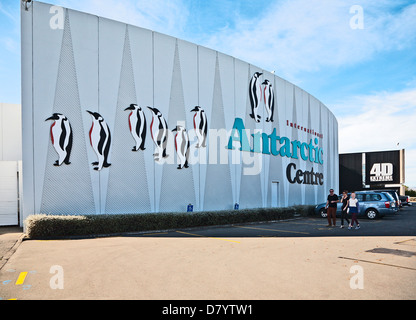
<box><xmin>40</xmin><ymin>11</ymin><xmax>96</xmax><ymax>215</ymax></box>
<box><xmin>105</xmin><ymin>27</ymin><xmax>152</xmax><ymax>214</ymax></box>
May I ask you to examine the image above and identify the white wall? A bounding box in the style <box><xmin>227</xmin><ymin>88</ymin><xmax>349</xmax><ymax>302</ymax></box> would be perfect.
<box><xmin>0</xmin><ymin>103</ymin><xmax>22</xmax><ymax>226</ymax></box>
<box><xmin>0</xmin><ymin>103</ymin><xmax>22</xmax><ymax>161</ymax></box>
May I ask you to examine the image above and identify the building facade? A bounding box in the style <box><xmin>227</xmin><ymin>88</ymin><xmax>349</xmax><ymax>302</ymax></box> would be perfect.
<box><xmin>21</xmin><ymin>1</ymin><xmax>339</xmax><ymax>222</ymax></box>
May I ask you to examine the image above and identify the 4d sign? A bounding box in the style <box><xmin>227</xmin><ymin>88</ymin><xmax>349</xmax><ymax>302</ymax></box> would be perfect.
<box><xmin>369</xmin><ymin>163</ymin><xmax>393</xmax><ymax>182</ymax></box>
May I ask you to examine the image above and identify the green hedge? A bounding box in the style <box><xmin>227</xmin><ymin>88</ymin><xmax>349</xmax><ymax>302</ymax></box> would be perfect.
<box><xmin>24</xmin><ymin>205</ymin><xmax>315</xmax><ymax>239</ymax></box>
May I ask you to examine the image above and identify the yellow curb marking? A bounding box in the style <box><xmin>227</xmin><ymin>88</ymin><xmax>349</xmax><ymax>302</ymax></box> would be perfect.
<box><xmin>15</xmin><ymin>272</ymin><xmax>28</xmax><ymax>285</ymax></box>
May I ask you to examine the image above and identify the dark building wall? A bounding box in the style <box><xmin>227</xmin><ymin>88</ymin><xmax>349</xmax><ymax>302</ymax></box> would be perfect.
<box><xmin>339</xmin><ymin>153</ymin><xmax>362</xmax><ymax>192</ymax></box>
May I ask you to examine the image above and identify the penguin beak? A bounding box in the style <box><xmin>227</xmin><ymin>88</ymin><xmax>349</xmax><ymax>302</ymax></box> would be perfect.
<box><xmin>124</xmin><ymin>106</ymin><xmax>135</xmax><ymax>111</ymax></box>
<box><xmin>147</xmin><ymin>107</ymin><xmax>159</xmax><ymax>114</ymax></box>
<box><xmin>262</xmin><ymin>80</ymin><xmax>268</xmax><ymax>85</ymax></box>
<box><xmin>190</xmin><ymin>107</ymin><xmax>198</xmax><ymax>112</ymax></box>
<box><xmin>172</xmin><ymin>128</ymin><xmax>177</xmax><ymax>132</ymax></box>
<box><xmin>45</xmin><ymin>115</ymin><xmax>58</xmax><ymax>121</ymax></box>
<box><xmin>86</xmin><ymin>110</ymin><xmax>94</xmax><ymax>115</ymax></box>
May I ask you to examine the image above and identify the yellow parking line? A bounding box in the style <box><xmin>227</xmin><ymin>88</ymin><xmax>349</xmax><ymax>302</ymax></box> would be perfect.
<box><xmin>15</xmin><ymin>272</ymin><xmax>28</xmax><ymax>285</ymax></box>
<box><xmin>233</xmin><ymin>225</ymin><xmax>309</xmax><ymax>235</ymax></box>
<box><xmin>142</xmin><ymin>232</ymin><xmax>169</xmax><ymax>236</ymax></box>
<box><xmin>175</xmin><ymin>231</ymin><xmax>240</xmax><ymax>243</ymax></box>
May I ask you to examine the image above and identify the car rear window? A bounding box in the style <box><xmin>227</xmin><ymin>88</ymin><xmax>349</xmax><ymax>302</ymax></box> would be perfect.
<box><xmin>383</xmin><ymin>193</ymin><xmax>394</xmax><ymax>201</ymax></box>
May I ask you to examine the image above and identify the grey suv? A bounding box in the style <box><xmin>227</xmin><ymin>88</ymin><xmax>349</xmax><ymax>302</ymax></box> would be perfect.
<box><xmin>314</xmin><ymin>191</ymin><xmax>398</xmax><ymax>219</ymax></box>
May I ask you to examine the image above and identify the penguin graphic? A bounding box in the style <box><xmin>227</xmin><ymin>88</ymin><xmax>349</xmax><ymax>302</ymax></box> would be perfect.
<box><xmin>249</xmin><ymin>72</ymin><xmax>263</xmax><ymax>123</ymax></box>
<box><xmin>262</xmin><ymin>79</ymin><xmax>275</xmax><ymax>122</ymax></box>
<box><xmin>45</xmin><ymin>113</ymin><xmax>73</xmax><ymax>166</ymax></box>
<box><xmin>86</xmin><ymin>110</ymin><xmax>112</xmax><ymax>171</ymax></box>
<box><xmin>190</xmin><ymin>106</ymin><xmax>207</xmax><ymax>148</ymax></box>
<box><xmin>172</xmin><ymin>125</ymin><xmax>190</xmax><ymax>170</ymax></box>
<box><xmin>147</xmin><ymin>107</ymin><xmax>169</xmax><ymax>161</ymax></box>
<box><xmin>124</xmin><ymin>104</ymin><xmax>147</xmax><ymax>151</ymax></box>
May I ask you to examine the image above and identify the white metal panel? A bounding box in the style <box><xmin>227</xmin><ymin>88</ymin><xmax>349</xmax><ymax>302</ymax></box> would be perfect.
<box><xmin>0</xmin><ymin>103</ymin><xmax>22</xmax><ymax>161</ymax></box>
<box><xmin>21</xmin><ymin>1</ymin><xmax>34</xmax><ymax>228</ymax></box>
<box><xmin>0</xmin><ymin>161</ymin><xmax>18</xmax><ymax>226</ymax></box>
<box><xmin>197</xmin><ymin>46</ymin><xmax>216</xmax><ymax>211</ymax></box>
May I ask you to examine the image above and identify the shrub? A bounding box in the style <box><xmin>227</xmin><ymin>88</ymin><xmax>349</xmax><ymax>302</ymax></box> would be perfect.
<box><xmin>24</xmin><ymin>205</ymin><xmax>315</xmax><ymax>239</ymax></box>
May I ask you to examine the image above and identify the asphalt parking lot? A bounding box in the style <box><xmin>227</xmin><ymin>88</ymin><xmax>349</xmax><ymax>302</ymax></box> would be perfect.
<box><xmin>0</xmin><ymin>205</ymin><xmax>415</xmax><ymax>301</ymax></box>
<box><xmin>132</xmin><ymin>205</ymin><xmax>416</xmax><ymax>238</ymax></box>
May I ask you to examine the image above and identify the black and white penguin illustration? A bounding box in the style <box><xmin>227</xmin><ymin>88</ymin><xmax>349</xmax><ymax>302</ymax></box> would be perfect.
<box><xmin>45</xmin><ymin>113</ymin><xmax>73</xmax><ymax>166</ymax></box>
<box><xmin>262</xmin><ymin>79</ymin><xmax>275</xmax><ymax>122</ymax></box>
<box><xmin>148</xmin><ymin>107</ymin><xmax>169</xmax><ymax>161</ymax></box>
<box><xmin>86</xmin><ymin>110</ymin><xmax>112</xmax><ymax>171</ymax></box>
<box><xmin>190</xmin><ymin>106</ymin><xmax>207</xmax><ymax>148</ymax></box>
<box><xmin>172</xmin><ymin>125</ymin><xmax>190</xmax><ymax>170</ymax></box>
<box><xmin>124</xmin><ymin>104</ymin><xmax>147</xmax><ymax>151</ymax></box>
<box><xmin>249</xmin><ymin>72</ymin><xmax>263</xmax><ymax>123</ymax></box>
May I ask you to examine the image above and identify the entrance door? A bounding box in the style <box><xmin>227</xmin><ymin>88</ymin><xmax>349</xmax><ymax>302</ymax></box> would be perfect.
<box><xmin>271</xmin><ymin>181</ymin><xmax>279</xmax><ymax>207</ymax></box>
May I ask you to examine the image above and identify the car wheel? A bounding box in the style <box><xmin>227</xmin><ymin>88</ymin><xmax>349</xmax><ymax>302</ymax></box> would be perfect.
<box><xmin>319</xmin><ymin>208</ymin><xmax>327</xmax><ymax>218</ymax></box>
<box><xmin>366</xmin><ymin>208</ymin><xmax>378</xmax><ymax>220</ymax></box>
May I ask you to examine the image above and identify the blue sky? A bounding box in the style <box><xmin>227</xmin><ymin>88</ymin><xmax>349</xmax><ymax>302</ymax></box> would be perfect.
<box><xmin>1</xmin><ymin>0</ymin><xmax>416</xmax><ymax>188</ymax></box>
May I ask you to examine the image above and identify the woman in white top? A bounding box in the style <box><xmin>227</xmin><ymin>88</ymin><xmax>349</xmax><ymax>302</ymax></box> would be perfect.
<box><xmin>348</xmin><ymin>192</ymin><xmax>360</xmax><ymax>230</ymax></box>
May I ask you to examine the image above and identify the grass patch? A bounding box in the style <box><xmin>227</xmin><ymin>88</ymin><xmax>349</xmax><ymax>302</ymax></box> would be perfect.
<box><xmin>24</xmin><ymin>205</ymin><xmax>315</xmax><ymax>239</ymax></box>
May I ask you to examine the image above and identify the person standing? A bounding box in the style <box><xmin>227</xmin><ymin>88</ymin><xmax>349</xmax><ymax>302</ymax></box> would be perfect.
<box><xmin>340</xmin><ymin>191</ymin><xmax>350</xmax><ymax>228</ymax></box>
<box><xmin>325</xmin><ymin>189</ymin><xmax>339</xmax><ymax>227</ymax></box>
<box><xmin>348</xmin><ymin>192</ymin><xmax>360</xmax><ymax>230</ymax></box>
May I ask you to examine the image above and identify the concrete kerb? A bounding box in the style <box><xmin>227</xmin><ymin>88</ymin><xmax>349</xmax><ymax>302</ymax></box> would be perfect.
<box><xmin>0</xmin><ymin>233</ymin><xmax>25</xmax><ymax>271</ymax></box>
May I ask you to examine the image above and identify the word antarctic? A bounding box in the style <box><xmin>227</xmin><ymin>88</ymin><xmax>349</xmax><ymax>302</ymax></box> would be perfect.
<box><xmin>228</xmin><ymin>118</ymin><xmax>324</xmax><ymax>164</ymax></box>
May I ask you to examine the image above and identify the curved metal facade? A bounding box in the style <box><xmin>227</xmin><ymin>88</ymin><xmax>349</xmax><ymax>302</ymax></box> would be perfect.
<box><xmin>21</xmin><ymin>2</ymin><xmax>339</xmax><ymax>220</ymax></box>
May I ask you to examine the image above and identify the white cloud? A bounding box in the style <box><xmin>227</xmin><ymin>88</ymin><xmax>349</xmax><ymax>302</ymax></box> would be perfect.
<box><xmin>202</xmin><ymin>0</ymin><xmax>416</xmax><ymax>81</ymax></box>
<box><xmin>335</xmin><ymin>87</ymin><xmax>416</xmax><ymax>188</ymax></box>
<box><xmin>56</xmin><ymin>0</ymin><xmax>189</xmax><ymax>37</ymax></box>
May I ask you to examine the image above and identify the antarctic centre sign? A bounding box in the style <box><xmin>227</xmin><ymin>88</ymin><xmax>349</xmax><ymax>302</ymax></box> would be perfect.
<box><xmin>227</xmin><ymin>118</ymin><xmax>325</xmax><ymax>186</ymax></box>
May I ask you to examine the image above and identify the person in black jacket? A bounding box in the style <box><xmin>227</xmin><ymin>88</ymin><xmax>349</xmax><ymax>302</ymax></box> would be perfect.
<box><xmin>340</xmin><ymin>190</ymin><xmax>350</xmax><ymax>228</ymax></box>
